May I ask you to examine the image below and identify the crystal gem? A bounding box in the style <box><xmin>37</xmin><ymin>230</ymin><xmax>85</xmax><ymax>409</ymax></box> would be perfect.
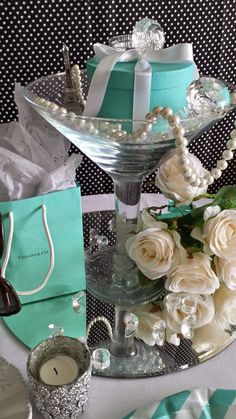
<box><xmin>72</xmin><ymin>291</ymin><xmax>85</xmax><ymax>313</ymax></box>
<box><xmin>180</xmin><ymin>295</ymin><xmax>198</xmax><ymax>315</ymax></box>
<box><xmin>92</xmin><ymin>348</ymin><xmax>111</xmax><ymax>371</ymax></box>
<box><xmin>124</xmin><ymin>312</ymin><xmax>139</xmax><ymax>337</ymax></box>
<box><xmin>165</xmin><ymin>293</ymin><xmax>182</xmax><ymax>312</ymax></box>
<box><xmin>152</xmin><ymin>320</ymin><xmax>166</xmax><ymax>345</ymax></box>
<box><xmin>187</xmin><ymin>76</ymin><xmax>231</xmax><ymax>116</ymax></box>
<box><xmin>132</xmin><ymin>18</ymin><xmax>165</xmax><ymax>55</ymax></box>
<box><xmin>48</xmin><ymin>323</ymin><xmax>64</xmax><ymax>338</ymax></box>
<box><xmin>181</xmin><ymin>314</ymin><xmax>197</xmax><ymax>339</ymax></box>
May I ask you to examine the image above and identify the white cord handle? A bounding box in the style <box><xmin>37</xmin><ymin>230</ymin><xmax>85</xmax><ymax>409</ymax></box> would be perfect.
<box><xmin>1</xmin><ymin>204</ymin><xmax>55</xmax><ymax>296</ymax></box>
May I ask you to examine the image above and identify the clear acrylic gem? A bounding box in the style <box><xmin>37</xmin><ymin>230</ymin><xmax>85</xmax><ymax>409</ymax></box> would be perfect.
<box><xmin>124</xmin><ymin>312</ymin><xmax>139</xmax><ymax>337</ymax></box>
<box><xmin>181</xmin><ymin>295</ymin><xmax>198</xmax><ymax>315</ymax></box>
<box><xmin>132</xmin><ymin>18</ymin><xmax>165</xmax><ymax>55</ymax></box>
<box><xmin>181</xmin><ymin>314</ymin><xmax>197</xmax><ymax>339</ymax></box>
<box><xmin>165</xmin><ymin>293</ymin><xmax>182</xmax><ymax>312</ymax></box>
<box><xmin>187</xmin><ymin>77</ymin><xmax>231</xmax><ymax>116</ymax></box>
<box><xmin>48</xmin><ymin>323</ymin><xmax>64</xmax><ymax>338</ymax></box>
<box><xmin>92</xmin><ymin>348</ymin><xmax>111</xmax><ymax>371</ymax></box>
<box><xmin>152</xmin><ymin>320</ymin><xmax>166</xmax><ymax>345</ymax></box>
<box><xmin>72</xmin><ymin>291</ymin><xmax>85</xmax><ymax>313</ymax></box>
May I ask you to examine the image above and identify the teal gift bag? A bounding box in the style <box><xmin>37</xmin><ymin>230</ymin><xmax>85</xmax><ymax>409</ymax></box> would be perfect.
<box><xmin>1</xmin><ymin>186</ymin><xmax>87</xmax><ymax>348</ymax></box>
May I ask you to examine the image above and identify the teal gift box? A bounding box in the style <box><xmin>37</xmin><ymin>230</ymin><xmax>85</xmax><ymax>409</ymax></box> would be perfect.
<box><xmin>86</xmin><ymin>57</ymin><xmax>195</xmax><ymax>119</ymax></box>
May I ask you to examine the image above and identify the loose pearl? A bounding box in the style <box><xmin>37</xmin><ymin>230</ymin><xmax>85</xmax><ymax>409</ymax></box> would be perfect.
<box><xmin>217</xmin><ymin>159</ymin><xmax>228</xmax><ymax>170</ymax></box>
<box><xmin>230</xmin><ymin>92</ymin><xmax>236</xmax><ymax>105</ymax></box>
<box><xmin>183</xmin><ymin>167</ymin><xmax>193</xmax><ymax>177</ymax></box>
<box><xmin>161</xmin><ymin>107</ymin><xmax>173</xmax><ymax>118</ymax></box>
<box><xmin>168</xmin><ymin>115</ymin><xmax>180</xmax><ymax>126</ymax></box>
<box><xmin>152</xmin><ymin>106</ymin><xmax>163</xmax><ymax>114</ymax></box>
<box><xmin>226</xmin><ymin>139</ymin><xmax>236</xmax><ymax>150</ymax></box>
<box><xmin>204</xmin><ymin>174</ymin><xmax>214</xmax><ymax>185</ymax></box>
<box><xmin>230</xmin><ymin>129</ymin><xmax>236</xmax><ymax>139</ymax></box>
<box><xmin>145</xmin><ymin>112</ymin><xmax>153</xmax><ymax>120</ymax></box>
<box><xmin>35</xmin><ymin>97</ymin><xmax>46</xmax><ymax>105</ymax></box>
<box><xmin>175</xmin><ymin>136</ymin><xmax>188</xmax><ymax>146</ymax></box>
<box><xmin>48</xmin><ymin>103</ymin><xmax>59</xmax><ymax>112</ymax></box>
<box><xmin>173</xmin><ymin>126</ymin><xmax>185</xmax><ymax>136</ymax></box>
<box><xmin>57</xmin><ymin>107</ymin><xmax>67</xmax><ymax>114</ymax></box>
<box><xmin>198</xmin><ymin>178</ymin><xmax>207</xmax><ymax>188</ymax></box>
<box><xmin>211</xmin><ymin>168</ymin><xmax>222</xmax><ymax>179</ymax></box>
<box><xmin>68</xmin><ymin>111</ymin><xmax>77</xmax><ymax>119</ymax></box>
<box><xmin>222</xmin><ymin>149</ymin><xmax>233</xmax><ymax>160</ymax></box>
<box><xmin>189</xmin><ymin>173</ymin><xmax>197</xmax><ymax>184</ymax></box>
<box><xmin>43</xmin><ymin>100</ymin><xmax>52</xmax><ymax>108</ymax></box>
<box><xmin>179</xmin><ymin>157</ymin><xmax>190</xmax><ymax>168</ymax></box>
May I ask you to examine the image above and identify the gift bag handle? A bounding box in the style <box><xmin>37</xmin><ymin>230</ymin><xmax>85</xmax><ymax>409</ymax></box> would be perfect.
<box><xmin>1</xmin><ymin>204</ymin><xmax>55</xmax><ymax>295</ymax></box>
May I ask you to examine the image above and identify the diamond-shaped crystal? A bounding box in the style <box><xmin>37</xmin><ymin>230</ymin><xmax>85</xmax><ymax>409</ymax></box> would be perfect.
<box><xmin>165</xmin><ymin>293</ymin><xmax>182</xmax><ymax>312</ymax></box>
<box><xmin>48</xmin><ymin>323</ymin><xmax>64</xmax><ymax>338</ymax></box>
<box><xmin>132</xmin><ymin>18</ymin><xmax>165</xmax><ymax>55</ymax></box>
<box><xmin>72</xmin><ymin>291</ymin><xmax>85</xmax><ymax>313</ymax></box>
<box><xmin>92</xmin><ymin>348</ymin><xmax>110</xmax><ymax>371</ymax></box>
<box><xmin>124</xmin><ymin>312</ymin><xmax>139</xmax><ymax>337</ymax></box>
<box><xmin>187</xmin><ymin>77</ymin><xmax>230</xmax><ymax>116</ymax></box>
<box><xmin>181</xmin><ymin>295</ymin><xmax>198</xmax><ymax>315</ymax></box>
<box><xmin>181</xmin><ymin>314</ymin><xmax>197</xmax><ymax>339</ymax></box>
<box><xmin>152</xmin><ymin>320</ymin><xmax>166</xmax><ymax>345</ymax></box>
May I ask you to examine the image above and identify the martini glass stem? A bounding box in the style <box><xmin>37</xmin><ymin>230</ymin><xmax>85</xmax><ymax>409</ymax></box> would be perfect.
<box><xmin>112</xmin><ymin>178</ymin><xmax>143</xmax><ymax>289</ymax></box>
<box><xmin>110</xmin><ymin>306</ymin><xmax>136</xmax><ymax>357</ymax></box>
<box><xmin>110</xmin><ymin>178</ymin><xmax>143</xmax><ymax>357</ymax></box>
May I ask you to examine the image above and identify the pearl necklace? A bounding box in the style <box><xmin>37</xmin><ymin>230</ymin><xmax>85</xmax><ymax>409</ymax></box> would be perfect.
<box><xmin>144</xmin><ymin>106</ymin><xmax>236</xmax><ymax>188</ymax></box>
<box><xmin>34</xmin><ymin>95</ymin><xmax>236</xmax><ymax>186</ymax></box>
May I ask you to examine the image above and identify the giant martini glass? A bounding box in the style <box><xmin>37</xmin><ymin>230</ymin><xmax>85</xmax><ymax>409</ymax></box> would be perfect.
<box><xmin>24</xmin><ymin>73</ymin><xmax>236</xmax><ymax>377</ymax></box>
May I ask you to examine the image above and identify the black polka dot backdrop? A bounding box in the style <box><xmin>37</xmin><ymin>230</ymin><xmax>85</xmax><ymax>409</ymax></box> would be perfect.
<box><xmin>1</xmin><ymin>0</ymin><xmax>235</xmax><ymax>195</ymax></box>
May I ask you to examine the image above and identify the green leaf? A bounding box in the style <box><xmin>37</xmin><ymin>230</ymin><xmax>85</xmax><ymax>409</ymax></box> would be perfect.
<box><xmin>178</xmin><ymin>228</ymin><xmax>204</xmax><ymax>253</ymax></box>
<box><xmin>213</xmin><ymin>186</ymin><xmax>236</xmax><ymax>209</ymax></box>
<box><xmin>177</xmin><ymin>203</ymin><xmax>210</xmax><ymax>229</ymax></box>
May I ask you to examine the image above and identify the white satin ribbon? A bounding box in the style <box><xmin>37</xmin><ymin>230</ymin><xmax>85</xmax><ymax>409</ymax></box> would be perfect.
<box><xmin>84</xmin><ymin>43</ymin><xmax>198</xmax><ymax>120</ymax></box>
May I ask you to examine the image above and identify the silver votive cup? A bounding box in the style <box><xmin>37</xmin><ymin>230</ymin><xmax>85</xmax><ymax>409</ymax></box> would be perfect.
<box><xmin>27</xmin><ymin>336</ymin><xmax>91</xmax><ymax>419</ymax></box>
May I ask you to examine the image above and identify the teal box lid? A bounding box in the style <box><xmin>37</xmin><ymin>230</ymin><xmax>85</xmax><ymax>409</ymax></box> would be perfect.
<box><xmin>86</xmin><ymin>57</ymin><xmax>195</xmax><ymax>91</ymax></box>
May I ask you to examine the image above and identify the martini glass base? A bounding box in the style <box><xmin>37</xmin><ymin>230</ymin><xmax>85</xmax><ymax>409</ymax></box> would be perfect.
<box><xmin>86</xmin><ymin>246</ymin><xmax>166</xmax><ymax>306</ymax></box>
<box><xmin>91</xmin><ymin>339</ymin><xmax>165</xmax><ymax>378</ymax></box>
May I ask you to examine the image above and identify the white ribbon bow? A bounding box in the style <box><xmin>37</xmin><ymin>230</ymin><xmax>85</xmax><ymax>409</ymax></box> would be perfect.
<box><xmin>84</xmin><ymin>43</ymin><xmax>198</xmax><ymax>120</ymax></box>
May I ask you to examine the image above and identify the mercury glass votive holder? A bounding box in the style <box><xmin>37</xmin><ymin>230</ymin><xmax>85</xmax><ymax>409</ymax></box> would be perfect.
<box><xmin>27</xmin><ymin>336</ymin><xmax>92</xmax><ymax>419</ymax></box>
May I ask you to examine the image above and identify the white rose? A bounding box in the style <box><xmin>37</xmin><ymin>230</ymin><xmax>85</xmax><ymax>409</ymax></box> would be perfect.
<box><xmin>202</xmin><ymin>209</ymin><xmax>236</xmax><ymax>259</ymax></box>
<box><xmin>192</xmin><ymin>319</ymin><xmax>232</xmax><ymax>354</ymax></box>
<box><xmin>164</xmin><ymin>293</ymin><xmax>215</xmax><ymax>334</ymax></box>
<box><xmin>165</xmin><ymin>252</ymin><xmax>219</xmax><ymax>295</ymax></box>
<box><xmin>155</xmin><ymin>152</ymin><xmax>208</xmax><ymax>204</ymax></box>
<box><xmin>215</xmin><ymin>256</ymin><xmax>236</xmax><ymax>290</ymax></box>
<box><xmin>126</xmin><ymin>227</ymin><xmax>186</xmax><ymax>280</ymax></box>
<box><xmin>132</xmin><ymin>303</ymin><xmax>164</xmax><ymax>346</ymax></box>
<box><xmin>203</xmin><ymin>205</ymin><xmax>221</xmax><ymax>222</ymax></box>
<box><xmin>214</xmin><ymin>284</ymin><xmax>236</xmax><ymax>328</ymax></box>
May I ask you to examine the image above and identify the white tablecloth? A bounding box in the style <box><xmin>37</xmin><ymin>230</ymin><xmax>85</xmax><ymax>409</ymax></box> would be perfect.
<box><xmin>1</xmin><ymin>194</ymin><xmax>236</xmax><ymax>419</ymax></box>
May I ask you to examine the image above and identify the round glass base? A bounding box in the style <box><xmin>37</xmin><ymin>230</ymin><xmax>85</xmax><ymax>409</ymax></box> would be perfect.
<box><xmin>86</xmin><ymin>246</ymin><xmax>165</xmax><ymax>306</ymax></box>
<box><xmin>91</xmin><ymin>339</ymin><xmax>165</xmax><ymax>378</ymax></box>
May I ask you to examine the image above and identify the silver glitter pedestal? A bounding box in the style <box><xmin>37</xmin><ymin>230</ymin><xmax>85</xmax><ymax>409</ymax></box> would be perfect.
<box><xmin>27</xmin><ymin>336</ymin><xmax>91</xmax><ymax>419</ymax></box>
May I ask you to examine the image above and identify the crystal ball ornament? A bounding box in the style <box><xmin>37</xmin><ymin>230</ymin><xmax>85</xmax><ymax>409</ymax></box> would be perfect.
<box><xmin>132</xmin><ymin>18</ymin><xmax>165</xmax><ymax>55</ymax></box>
<box><xmin>187</xmin><ymin>76</ymin><xmax>231</xmax><ymax>116</ymax></box>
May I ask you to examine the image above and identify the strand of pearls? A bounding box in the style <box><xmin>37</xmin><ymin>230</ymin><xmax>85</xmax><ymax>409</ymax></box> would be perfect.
<box><xmin>34</xmin><ymin>93</ymin><xmax>235</xmax><ymax>186</ymax></box>
<box><xmin>142</xmin><ymin>106</ymin><xmax>236</xmax><ymax>187</ymax></box>
<box><xmin>71</xmin><ymin>64</ymin><xmax>85</xmax><ymax>106</ymax></box>
<box><xmin>86</xmin><ymin>316</ymin><xmax>113</xmax><ymax>340</ymax></box>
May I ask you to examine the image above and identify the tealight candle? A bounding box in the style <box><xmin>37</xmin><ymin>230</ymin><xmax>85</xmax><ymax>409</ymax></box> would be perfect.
<box><xmin>39</xmin><ymin>354</ymin><xmax>79</xmax><ymax>385</ymax></box>
<box><xmin>27</xmin><ymin>336</ymin><xmax>91</xmax><ymax>419</ymax></box>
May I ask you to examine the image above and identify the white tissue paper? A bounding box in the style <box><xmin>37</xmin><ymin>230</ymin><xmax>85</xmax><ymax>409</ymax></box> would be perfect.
<box><xmin>0</xmin><ymin>83</ymin><xmax>83</xmax><ymax>201</ymax></box>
